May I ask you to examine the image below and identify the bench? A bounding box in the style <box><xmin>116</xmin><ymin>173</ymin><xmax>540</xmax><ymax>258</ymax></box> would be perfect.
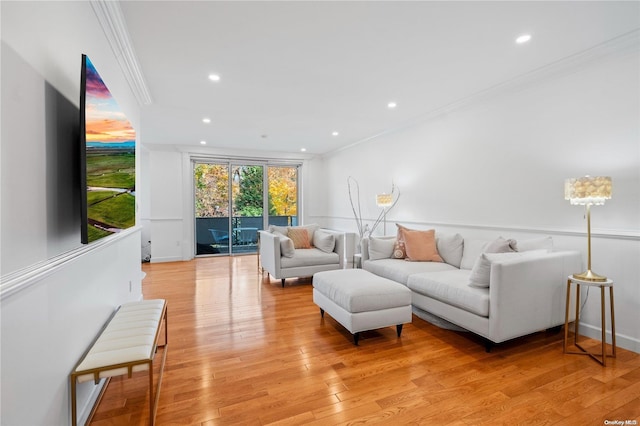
<box><xmin>313</xmin><ymin>269</ymin><xmax>412</xmax><ymax>345</ymax></box>
<box><xmin>70</xmin><ymin>299</ymin><xmax>168</xmax><ymax>425</ymax></box>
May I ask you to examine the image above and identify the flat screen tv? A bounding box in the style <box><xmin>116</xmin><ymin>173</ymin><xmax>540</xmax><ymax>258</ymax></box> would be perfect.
<box><xmin>79</xmin><ymin>54</ymin><xmax>136</xmax><ymax>244</ymax></box>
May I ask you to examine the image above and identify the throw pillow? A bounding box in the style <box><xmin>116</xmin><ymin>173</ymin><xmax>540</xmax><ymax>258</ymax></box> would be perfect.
<box><xmin>279</xmin><ymin>237</ymin><xmax>295</xmax><ymax>258</ymax></box>
<box><xmin>268</xmin><ymin>225</ymin><xmax>288</xmax><ymax>237</ymax></box>
<box><xmin>436</xmin><ymin>233</ymin><xmax>464</xmax><ymax>268</ymax></box>
<box><xmin>392</xmin><ymin>223</ymin><xmax>410</xmax><ymax>259</ymax></box>
<box><xmin>313</xmin><ymin>230</ymin><xmax>335</xmax><ymax>253</ymax></box>
<box><xmin>468</xmin><ymin>250</ymin><xmax>547</xmax><ymax>287</ymax></box>
<box><xmin>368</xmin><ymin>237</ymin><xmax>395</xmax><ymax>260</ymax></box>
<box><xmin>288</xmin><ymin>228</ymin><xmax>311</xmax><ymax>249</ymax></box>
<box><xmin>484</xmin><ymin>237</ymin><xmax>518</xmax><ymax>253</ymax></box>
<box><xmin>403</xmin><ymin>229</ymin><xmax>444</xmax><ymax>262</ymax></box>
<box><xmin>296</xmin><ymin>224</ymin><xmax>320</xmax><ymax>243</ymax></box>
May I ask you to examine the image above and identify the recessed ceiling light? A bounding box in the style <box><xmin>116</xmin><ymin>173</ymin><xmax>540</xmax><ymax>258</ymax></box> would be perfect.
<box><xmin>200</xmin><ymin>141</ymin><xmax>207</xmax><ymax>145</ymax></box>
<box><xmin>516</xmin><ymin>34</ymin><xmax>532</xmax><ymax>44</ymax></box>
<box><xmin>202</xmin><ymin>118</ymin><xmax>211</xmax><ymax>124</ymax></box>
<box><xmin>300</xmin><ymin>148</ymin><xmax>307</xmax><ymax>152</ymax></box>
<box><xmin>332</xmin><ymin>131</ymin><xmax>339</xmax><ymax>136</ymax></box>
<box><xmin>208</xmin><ymin>74</ymin><xmax>220</xmax><ymax>81</ymax></box>
<box><xmin>387</xmin><ymin>102</ymin><xmax>397</xmax><ymax>109</ymax></box>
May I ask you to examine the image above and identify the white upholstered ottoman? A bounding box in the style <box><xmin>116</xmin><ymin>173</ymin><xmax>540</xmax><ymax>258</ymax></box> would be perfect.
<box><xmin>313</xmin><ymin>269</ymin><xmax>412</xmax><ymax>345</ymax></box>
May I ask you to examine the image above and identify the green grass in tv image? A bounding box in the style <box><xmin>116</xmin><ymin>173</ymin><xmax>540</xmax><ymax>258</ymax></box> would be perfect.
<box><xmin>86</xmin><ymin>153</ymin><xmax>135</xmax><ymax>189</ymax></box>
<box><xmin>85</xmin><ymin>152</ymin><xmax>135</xmax><ymax>243</ymax></box>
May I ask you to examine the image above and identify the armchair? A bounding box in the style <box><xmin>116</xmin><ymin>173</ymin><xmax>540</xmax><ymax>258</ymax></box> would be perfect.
<box><xmin>259</xmin><ymin>227</ymin><xmax>349</xmax><ymax>287</ymax></box>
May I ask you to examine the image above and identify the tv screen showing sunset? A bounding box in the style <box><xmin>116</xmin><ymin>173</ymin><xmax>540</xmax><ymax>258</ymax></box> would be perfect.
<box><xmin>82</xmin><ymin>55</ymin><xmax>136</xmax><ymax>243</ymax></box>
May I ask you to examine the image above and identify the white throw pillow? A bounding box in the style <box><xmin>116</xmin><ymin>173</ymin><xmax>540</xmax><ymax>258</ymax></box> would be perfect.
<box><xmin>269</xmin><ymin>225</ymin><xmax>288</xmax><ymax>237</ymax></box>
<box><xmin>279</xmin><ymin>237</ymin><xmax>295</xmax><ymax>258</ymax></box>
<box><xmin>468</xmin><ymin>250</ymin><xmax>547</xmax><ymax>288</ymax></box>
<box><xmin>368</xmin><ymin>237</ymin><xmax>395</xmax><ymax>260</ymax></box>
<box><xmin>518</xmin><ymin>236</ymin><xmax>554</xmax><ymax>252</ymax></box>
<box><xmin>313</xmin><ymin>230</ymin><xmax>335</xmax><ymax>253</ymax></box>
<box><xmin>436</xmin><ymin>233</ymin><xmax>464</xmax><ymax>268</ymax></box>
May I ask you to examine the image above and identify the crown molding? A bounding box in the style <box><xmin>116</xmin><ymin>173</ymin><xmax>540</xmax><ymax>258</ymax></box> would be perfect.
<box><xmin>90</xmin><ymin>0</ymin><xmax>152</xmax><ymax>106</ymax></box>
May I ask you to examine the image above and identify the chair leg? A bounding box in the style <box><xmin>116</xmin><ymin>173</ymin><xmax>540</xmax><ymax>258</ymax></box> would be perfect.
<box><xmin>396</xmin><ymin>324</ymin><xmax>403</xmax><ymax>337</ymax></box>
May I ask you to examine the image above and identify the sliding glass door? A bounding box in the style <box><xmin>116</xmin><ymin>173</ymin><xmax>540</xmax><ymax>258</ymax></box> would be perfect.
<box><xmin>194</xmin><ymin>162</ymin><xmax>299</xmax><ymax>256</ymax></box>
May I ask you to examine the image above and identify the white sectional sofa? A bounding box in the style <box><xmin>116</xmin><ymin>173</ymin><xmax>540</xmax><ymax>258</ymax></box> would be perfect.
<box><xmin>361</xmin><ymin>230</ymin><xmax>582</xmax><ymax>349</ymax></box>
<box><xmin>259</xmin><ymin>225</ymin><xmax>349</xmax><ymax>287</ymax></box>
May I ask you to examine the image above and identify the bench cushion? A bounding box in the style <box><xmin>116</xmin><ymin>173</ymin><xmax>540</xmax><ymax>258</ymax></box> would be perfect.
<box><xmin>74</xmin><ymin>299</ymin><xmax>165</xmax><ymax>383</ymax></box>
<box><xmin>313</xmin><ymin>269</ymin><xmax>411</xmax><ymax>313</ymax></box>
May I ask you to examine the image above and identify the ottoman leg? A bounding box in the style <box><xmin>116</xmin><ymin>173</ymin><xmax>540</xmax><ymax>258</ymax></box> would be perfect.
<box><xmin>396</xmin><ymin>324</ymin><xmax>403</xmax><ymax>337</ymax></box>
<box><xmin>353</xmin><ymin>332</ymin><xmax>360</xmax><ymax>346</ymax></box>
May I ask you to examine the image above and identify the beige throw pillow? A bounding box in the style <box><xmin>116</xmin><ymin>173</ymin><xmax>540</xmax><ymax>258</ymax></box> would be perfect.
<box><xmin>403</xmin><ymin>229</ymin><xmax>443</xmax><ymax>262</ymax></box>
<box><xmin>288</xmin><ymin>228</ymin><xmax>311</xmax><ymax>249</ymax></box>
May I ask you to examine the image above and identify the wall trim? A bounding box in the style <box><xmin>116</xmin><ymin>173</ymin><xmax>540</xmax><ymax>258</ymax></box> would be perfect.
<box><xmin>0</xmin><ymin>227</ymin><xmax>142</xmax><ymax>301</ymax></box>
<box><xmin>311</xmin><ymin>215</ymin><xmax>640</xmax><ymax>241</ymax></box>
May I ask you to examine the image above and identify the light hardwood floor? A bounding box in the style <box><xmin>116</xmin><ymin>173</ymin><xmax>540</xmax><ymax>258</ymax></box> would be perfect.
<box><xmin>91</xmin><ymin>256</ymin><xmax>640</xmax><ymax>425</ymax></box>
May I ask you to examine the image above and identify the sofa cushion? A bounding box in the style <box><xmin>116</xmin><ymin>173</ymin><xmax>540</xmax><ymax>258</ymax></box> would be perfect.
<box><xmin>313</xmin><ymin>230</ymin><xmax>336</xmax><ymax>253</ymax></box>
<box><xmin>403</xmin><ymin>229</ymin><xmax>443</xmax><ymax>262</ymax></box>
<box><xmin>460</xmin><ymin>239</ymin><xmax>490</xmax><ymax>270</ymax></box>
<box><xmin>363</xmin><ymin>258</ymin><xmax>456</xmax><ymax>285</ymax></box>
<box><xmin>280</xmin><ymin>237</ymin><xmax>295</xmax><ymax>258</ymax></box>
<box><xmin>368</xmin><ymin>237</ymin><xmax>395</xmax><ymax>260</ymax></box>
<box><xmin>288</xmin><ymin>228</ymin><xmax>311</xmax><ymax>249</ymax></box>
<box><xmin>468</xmin><ymin>250</ymin><xmax>548</xmax><ymax>288</ymax></box>
<box><xmin>408</xmin><ymin>270</ymin><xmax>490</xmax><ymax>317</ymax></box>
<box><xmin>280</xmin><ymin>248</ymin><xmax>339</xmax><ymax>268</ymax></box>
<box><xmin>436</xmin><ymin>233</ymin><xmax>464</xmax><ymax>268</ymax></box>
<box><xmin>269</xmin><ymin>225</ymin><xmax>288</xmax><ymax>237</ymax></box>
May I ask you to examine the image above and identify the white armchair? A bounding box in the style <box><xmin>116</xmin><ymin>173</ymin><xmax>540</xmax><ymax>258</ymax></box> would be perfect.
<box><xmin>259</xmin><ymin>227</ymin><xmax>349</xmax><ymax>287</ymax></box>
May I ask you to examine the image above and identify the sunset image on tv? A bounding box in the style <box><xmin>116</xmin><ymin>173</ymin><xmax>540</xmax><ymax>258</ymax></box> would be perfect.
<box><xmin>81</xmin><ymin>55</ymin><xmax>136</xmax><ymax>243</ymax></box>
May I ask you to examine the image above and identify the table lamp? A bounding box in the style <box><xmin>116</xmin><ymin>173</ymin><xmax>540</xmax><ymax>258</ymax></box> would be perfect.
<box><xmin>564</xmin><ymin>175</ymin><xmax>612</xmax><ymax>282</ymax></box>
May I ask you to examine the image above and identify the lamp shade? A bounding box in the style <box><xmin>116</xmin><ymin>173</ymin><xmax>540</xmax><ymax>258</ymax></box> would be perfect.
<box><xmin>376</xmin><ymin>193</ymin><xmax>393</xmax><ymax>207</ymax></box>
<box><xmin>564</xmin><ymin>176</ymin><xmax>612</xmax><ymax>206</ymax></box>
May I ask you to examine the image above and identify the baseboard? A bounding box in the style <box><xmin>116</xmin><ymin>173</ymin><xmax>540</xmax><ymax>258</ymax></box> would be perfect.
<box><xmin>150</xmin><ymin>255</ymin><xmax>183</xmax><ymax>263</ymax></box>
<box><xmin>574</xmin><ymin>323</ymin><xmax>640</xmax><ymax>354</ymax></box>
<box><xmin>74</xmin><ymin>378</ymin><xmax>108</xmax><ymax>426</ymax></box>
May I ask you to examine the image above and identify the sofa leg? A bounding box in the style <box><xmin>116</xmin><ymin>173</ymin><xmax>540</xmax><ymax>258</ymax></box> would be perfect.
<box><xmin>396</xmin><ymin>324</ymin><xmax>403</xmax><ymax>337</ymax></box>
<box><xmin>353</xmin><ymin>332</ymin><xmax>360</xmax><ymax>346</ymax></box>
<box><xmin>320</xmin><ymin>308</ymin><xmax>324</xmax><ymax>318</ymax></box>
<box><xmin>485</xmin><ymin>340</ymin><xmax>493</xmax><ymax>353</ymax></box>
<box><xmin>281</xmin><ymin>278</ymin><xmax>285</xmax><ymax>288</ymax></box>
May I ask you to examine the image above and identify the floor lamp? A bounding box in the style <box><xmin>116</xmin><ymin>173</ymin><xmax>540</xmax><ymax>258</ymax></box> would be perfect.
<box><xmin>564</xmin><ymin>175</ymin><xmax>612</xmax><ymax>282</ymax></box>
<box><xmin>376</xmin><ymin>193</ymin><xmax>393</xmax><ymax>235</ymax></box>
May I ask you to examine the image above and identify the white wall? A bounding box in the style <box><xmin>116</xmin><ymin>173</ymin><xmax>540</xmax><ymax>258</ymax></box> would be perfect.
<box><xmin>313</xmin><ymin>38</ymin><xmax>640</xmax><ymax>352</ymax></box>
<box><xmin>1</xmin><ymin>2</ymin><xmax>143</xmax><ymax>424</ymax></box>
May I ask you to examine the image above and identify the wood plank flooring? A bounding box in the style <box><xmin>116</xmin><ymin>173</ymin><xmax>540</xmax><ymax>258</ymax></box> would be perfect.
<box><xmin>91</xmin><ymin>256</ymin><xmax>640</xmax><ymax>425</ymax></box>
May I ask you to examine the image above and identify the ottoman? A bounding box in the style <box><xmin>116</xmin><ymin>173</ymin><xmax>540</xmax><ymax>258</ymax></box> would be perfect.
<box><xmin>313</xmin><ymin>269</ymin><xmax>412</xmax><ymax>345</ymax></box>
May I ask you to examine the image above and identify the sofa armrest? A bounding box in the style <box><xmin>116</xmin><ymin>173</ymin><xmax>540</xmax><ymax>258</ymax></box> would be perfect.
<box><xmin>259</xmin><ymin>231</ymin><xmax>282</xmax><ymax>277</ymax></box>
<box><xmin>488</xmin><ymin>250</ymin><xmax>582</xmax><ymax>343</ymax></box>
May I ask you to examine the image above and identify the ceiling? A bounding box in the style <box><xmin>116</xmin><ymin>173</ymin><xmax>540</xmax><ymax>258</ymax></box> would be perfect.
<box><xmin>118</xmin><ymin>1</ymin><xmax>639</xmax><ymax>156</ymax></box>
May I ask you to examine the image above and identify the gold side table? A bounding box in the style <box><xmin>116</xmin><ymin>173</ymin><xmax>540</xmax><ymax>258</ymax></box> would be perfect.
<box><xmin>563</xmin><ymin>276</ymin><xmax>616</xmax><ymax>366</ymax></box>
